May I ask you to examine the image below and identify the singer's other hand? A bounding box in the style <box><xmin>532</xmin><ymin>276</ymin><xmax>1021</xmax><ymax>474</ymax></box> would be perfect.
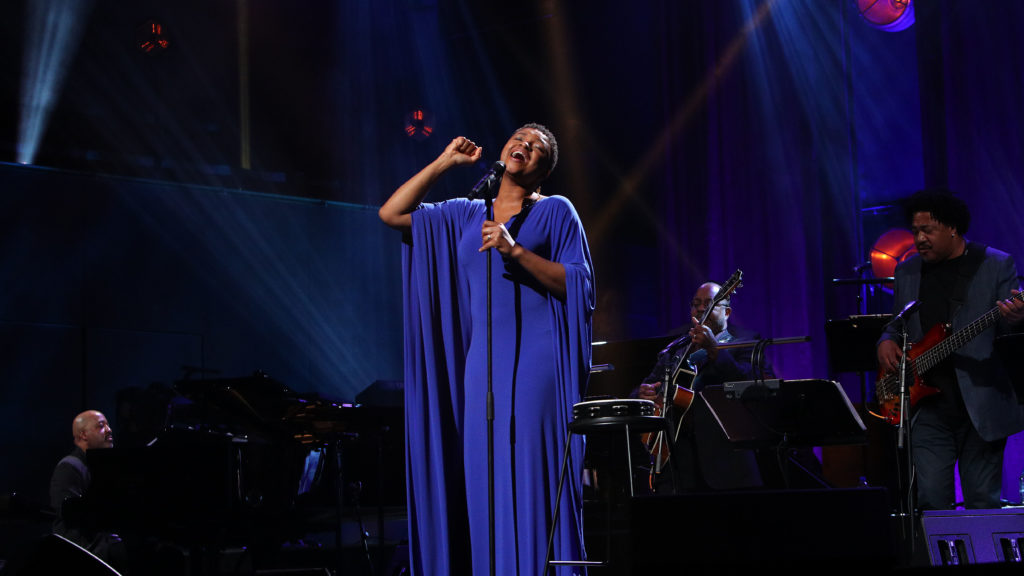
<box><xmin>479</xmin><ymin>220</ymin><xmax>515</xmax><ymax>255</ymax></box>
<box><xmin>997</xmin><ymin>289</ymin><xmax>1024</xmax><ymax>324</ymax></box>
<box><xmin>877</xmin><ymin>339</ymin><xmax>902</xmax><ymax>374</ymax></box>
<box><xmin>443</xmin><ymin>136</ymin><xmax>483</xmax><ymax>167</ymax></box>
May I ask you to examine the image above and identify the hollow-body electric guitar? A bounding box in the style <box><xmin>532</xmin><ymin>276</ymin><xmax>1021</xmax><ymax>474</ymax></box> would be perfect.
<box><xmin>643</xmin><ymin>269</ymin><xmax>743</xmax><ymax>471</ymax></box>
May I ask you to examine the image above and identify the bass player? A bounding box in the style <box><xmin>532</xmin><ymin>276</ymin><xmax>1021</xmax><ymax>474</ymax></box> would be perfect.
<box><xmin>876</xmin><ymin>189</ymin><xmax>1024</xmax><ymax>510</ymax></box>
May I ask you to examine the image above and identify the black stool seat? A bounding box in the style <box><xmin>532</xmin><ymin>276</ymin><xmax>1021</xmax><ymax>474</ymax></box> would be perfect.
<box><xmin>571</xmin><ymin>414</ymin><xmax>667</xmax><ymax>434</ymax></box>
<box><xmin>545</xmin><ymin>398</ymin><xmax>674</xmax><ymax>573</ymax></box>
<box><xmin>573</xmin><ymin>397</ymin><xmax>654</xmax><ymax>417</ymax></box>
<box><xmin>571</xmin><ymin>398</ymin><xmax>663</xmax><ymax>433</ymax></box>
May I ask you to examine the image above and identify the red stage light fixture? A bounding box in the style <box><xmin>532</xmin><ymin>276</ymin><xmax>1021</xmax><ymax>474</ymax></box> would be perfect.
<box><xmin>404</xmin><ymin>109</ymin><xmax>433</xmax><ymax>141</ymax></box>
<box><xmin>856</xmin><ymin>0</ymin><xmax>915</xmax><ymax>32</ymax></box>
<box><xmin>870</xmin><ymin>228</ymin><xmax>917</xmax><ymax>279</ymax></box>
<box><xmin>136</xmin><ymin>20</ymin><xmax>170</xmax><ymax>54</ymax></box>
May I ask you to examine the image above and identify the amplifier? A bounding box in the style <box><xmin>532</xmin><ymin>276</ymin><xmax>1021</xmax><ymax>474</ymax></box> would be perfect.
<box><xmin>922</xmin><ymin>507</ymin><xmax>1024</xmax><ymax>566</ymax></box>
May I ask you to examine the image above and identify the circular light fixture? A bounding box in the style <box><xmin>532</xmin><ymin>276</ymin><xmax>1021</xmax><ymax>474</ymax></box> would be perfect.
<box><xmin>856</xmin><ymin>0</ymin><xmax>915</xmax><ymax>32</ymax></box>
<box><xmin>870</xmin><ymin>228</ymin><xmax>917</xmax><ymax>279</ymax></box>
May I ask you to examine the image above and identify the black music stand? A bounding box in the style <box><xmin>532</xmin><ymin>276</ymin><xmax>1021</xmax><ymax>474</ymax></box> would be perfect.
<box><xmin>996</xmin><ymin>334</ymin><xmax>1024</xmax><ymax>403</ymax></box>
<box><xmin>699</xmin><ymin>379</ymin><xmax>867</xmax><ymax>449</ymax></box>
<box><xmin>824</xmin><ymin>315</ymin><xmax>892</xmax><ymax>374</ymax></box>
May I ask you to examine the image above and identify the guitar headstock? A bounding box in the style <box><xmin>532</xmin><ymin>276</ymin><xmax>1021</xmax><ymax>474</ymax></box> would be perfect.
<box><xmin>715</xmin><ymin>269</ymin><xmax>743</xmax><ymax>307</ymax></box>
<box><xmin>694</xmin><ymin>269</ymin><xmax>743</xmax><ymax>325</ymax></box>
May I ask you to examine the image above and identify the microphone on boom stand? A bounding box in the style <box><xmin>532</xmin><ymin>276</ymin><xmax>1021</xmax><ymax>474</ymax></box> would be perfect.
<box><xmin>469</xmin><ymin>161</ymin><xmax>505</xmax><ymax>201</ymax></box>
<box><xmin>470</xmin><ymin>159</ymin><xmax>504</xmax><ymax>576</ymax></box>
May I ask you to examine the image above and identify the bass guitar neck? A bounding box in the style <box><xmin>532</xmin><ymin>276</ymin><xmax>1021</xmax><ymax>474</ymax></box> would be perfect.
<box><xmin>873</xmin><ymin>290</ymin><xmax>1024</xmax><ymax>425</ymax></box>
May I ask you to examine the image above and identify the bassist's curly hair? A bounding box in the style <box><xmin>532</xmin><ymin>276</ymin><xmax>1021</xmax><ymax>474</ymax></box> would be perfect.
<box><xmin>902</xmin><ymin>189</ymin><xmax>970</xmax><ymax>235</ymax></box>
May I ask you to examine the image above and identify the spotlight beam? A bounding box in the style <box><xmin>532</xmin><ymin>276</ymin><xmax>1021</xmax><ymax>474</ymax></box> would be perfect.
<box><xmin>17</xmin><ymin>0</ymin><xmax>94</xmax><ymax>165</ymax></box>
<box><xmin>589</xmin><ymin>0</ymin><xmax>779</xmax><ymax>252</ymax></box>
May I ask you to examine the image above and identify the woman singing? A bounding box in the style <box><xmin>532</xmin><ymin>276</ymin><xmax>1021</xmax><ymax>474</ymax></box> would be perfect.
<box><xmin>380</xmin><ymin>123</ymin><xmax>595</xmax><ymax>575</ymax></box>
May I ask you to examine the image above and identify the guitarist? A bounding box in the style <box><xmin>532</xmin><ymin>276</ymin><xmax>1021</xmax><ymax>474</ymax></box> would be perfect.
<box><xmin>876</xmin><ymin>190</ymin><xmax>1024</xmax><ymax>511</ymax></box>
<box><xmin>635</xmin><ymin>281</ymin><xmax>772</xmax><ymax>492</ymax></box>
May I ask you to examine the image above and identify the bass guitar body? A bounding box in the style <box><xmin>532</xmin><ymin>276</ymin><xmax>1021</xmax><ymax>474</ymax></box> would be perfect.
<box><xmin>874</xmin><ymin>322</ymin><xmax>945</xmax><ymax>425</ymax></box>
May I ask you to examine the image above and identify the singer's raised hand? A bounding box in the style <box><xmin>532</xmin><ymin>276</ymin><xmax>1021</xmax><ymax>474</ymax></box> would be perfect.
<box><xmin>443</xmin><ymin>136</ymin><xmax>484</xmax><ymax>167</ymax></box>
<box><xmin>379</xmin><ymin>136</ymin><xmax>482</xmax><ymax>232</ymax></box>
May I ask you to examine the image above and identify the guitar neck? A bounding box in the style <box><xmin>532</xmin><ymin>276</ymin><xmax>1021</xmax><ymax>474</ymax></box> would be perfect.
<box><xmin>916</xmin><ymin>292</ymin><xmax>1023</xmax><ymax>373</ymax></box>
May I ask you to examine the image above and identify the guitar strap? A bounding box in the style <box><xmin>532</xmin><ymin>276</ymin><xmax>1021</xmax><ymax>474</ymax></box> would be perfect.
<box><xmin>949</xmin><ymin>241</ymin><xmax>987</xmax><ymax>320</ymax></box>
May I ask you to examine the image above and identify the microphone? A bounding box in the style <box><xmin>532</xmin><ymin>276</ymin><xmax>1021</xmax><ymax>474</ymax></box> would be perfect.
<box><xmin>468</xmin><ymin>160</ymin><xmax>505</xmax><ymax>200</ymax></box>
<box><xmin>885</xmin><ymin>300</ymin><xmax>921</xmax><ymax>327</ymax></box>
<box><xmin>659</xmin><ymin>333</ymin><xmax>691</xmax><ymax>356</ymax></box>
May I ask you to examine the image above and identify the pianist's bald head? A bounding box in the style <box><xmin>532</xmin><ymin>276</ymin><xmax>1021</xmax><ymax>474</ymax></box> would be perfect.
<box><xmin>72</xmin><ymin>410</ymin><xmax>114</xmax><ymax>451</ymax></box>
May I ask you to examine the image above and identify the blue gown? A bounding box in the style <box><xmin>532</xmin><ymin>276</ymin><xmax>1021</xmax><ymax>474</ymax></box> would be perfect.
<box><xmin>402</xmin><ymin>196</ymin><xmax>594</xmax><ymax>575</ymax></box>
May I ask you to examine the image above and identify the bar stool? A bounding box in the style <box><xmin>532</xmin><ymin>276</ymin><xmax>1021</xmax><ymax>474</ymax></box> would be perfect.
<box><xmin>543</xmin><ymin>398</ymin><xmax>675</xmax><ymax>573</ymax></box>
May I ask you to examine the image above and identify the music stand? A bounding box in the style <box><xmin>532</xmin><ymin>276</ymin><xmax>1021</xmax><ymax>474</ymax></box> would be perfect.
<box><xmin>698</xmin><ymin>379</ymin><xmax>867</xmax><ymax>449</ymax></box>
<box><xmin>824</xmin><ymin>315</ymin><xmax>892</xmax><ymax>374</ymax></box>
<box><xmin>995</xmin><ymin>334</ymin><xmax>1024</xmax><ymax>403</ymax></box>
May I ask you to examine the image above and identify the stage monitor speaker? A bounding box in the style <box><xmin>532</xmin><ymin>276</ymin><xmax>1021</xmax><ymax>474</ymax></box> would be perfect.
<box><xmin>626</xmin><ymin>488</ymin><xmax>895</xmax><ymax>571</ymax></box>
<box><xmin>921</xmin><ymin>508</ymin><xmax>1024</xmax><ymax>566</ymax></box>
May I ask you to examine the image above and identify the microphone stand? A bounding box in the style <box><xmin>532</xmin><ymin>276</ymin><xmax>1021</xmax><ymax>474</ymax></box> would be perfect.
<box><xmin>880</xmin><ymin>301</ymin><xmax>919</xmax><ymax>528</ymax></box>
<box><xmin>469</xmin><ymin>161</ymin><xmax>505</xmax><ymax>576</ymax></box>
<box><xmin>894</xmin><ymin>319</ymin><xmax>916</xmax><ymax>556</ymax></box>
<box><xmin>484</xmin><ymin>187</ymin><xmax>496</xmax><ymax>576</ymax></box>
<box><xmin>656</xmin><ymin>338</ymin><xmax>693</xmax><ymax>472</ymax></box>
<box><xmin>468</xmin><ymin>156</ymin><xmax>503</xmax><ymax>573</ymax></box>
<box><xmin>648</xmin><ymin>317</ymin><xmax>705</xmax><ymax>476</ymax></box>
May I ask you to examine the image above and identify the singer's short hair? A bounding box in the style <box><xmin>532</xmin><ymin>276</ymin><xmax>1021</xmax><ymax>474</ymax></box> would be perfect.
<box><xmin>902</xmin><ymin>189</ymin><xmax>971</xmax><ymax>235</ymax></box>
<box><xmin>519</xmin><ymin>122</ymin><xmax>558</xmax><ymax>173</ymax></box>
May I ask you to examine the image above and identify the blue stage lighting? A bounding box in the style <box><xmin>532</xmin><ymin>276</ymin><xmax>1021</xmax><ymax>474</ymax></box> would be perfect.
<box><xmin>17</xmin><ymin>0</ymin><xmax>94</xmax><ymax>165</ymax></box>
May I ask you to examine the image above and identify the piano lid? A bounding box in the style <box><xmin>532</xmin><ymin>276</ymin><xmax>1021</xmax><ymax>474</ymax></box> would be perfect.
<box><xmin>590</xmin><ymin>336</ymin><xmax>673</xmax><ymax>398</ymax></box>
<box><xmin>172</xmin><ymin>371</ymin><xmax>358</xmax><ymax>443</ymax></box>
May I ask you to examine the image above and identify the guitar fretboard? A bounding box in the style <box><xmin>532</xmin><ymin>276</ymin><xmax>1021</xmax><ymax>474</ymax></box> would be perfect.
<box><xmin>915</xmin><ymin>291</ymin><xmax>1024</xmax><ymax>374</ymax></box>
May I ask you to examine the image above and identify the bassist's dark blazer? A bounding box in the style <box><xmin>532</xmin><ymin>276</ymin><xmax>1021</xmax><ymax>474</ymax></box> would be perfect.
<box><xmin>878</xmin><ymin>242</ymin><xmax>1024</xmax><ymax>441</ymax></box>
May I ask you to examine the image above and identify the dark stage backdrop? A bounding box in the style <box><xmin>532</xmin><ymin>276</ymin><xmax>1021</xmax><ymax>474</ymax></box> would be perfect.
<box><xmin>645</xmin><ymin>0</ymin><xmax>1024</xmax><ymax>499</ymax></box>
<box><xmin>1</xmin><ymin>0</ymin><xmax>1023</xmax><ymax>513</ymax></box>
<box><xmin>0</xmin><ymin>162</ymin><xmax>404</xmax><ymax>508</ymax></box>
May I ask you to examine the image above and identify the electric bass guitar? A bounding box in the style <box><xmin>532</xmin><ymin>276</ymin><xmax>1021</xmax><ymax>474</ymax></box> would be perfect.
<box><xmin>873</xmin><ymin>290</ymin><xmax>1024</xmax><ymax>426</ymax></box>
<box><xmin>643</xmin><ymin>269</ymin><xmax>743</xmax><ymax>469</ymax></box>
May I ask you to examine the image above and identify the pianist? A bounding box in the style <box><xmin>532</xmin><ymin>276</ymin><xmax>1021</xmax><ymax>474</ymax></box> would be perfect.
<box><xmin>49</xmin><ymin>410</ymin><xmax>123</xmax><ymax>565</ymax></box>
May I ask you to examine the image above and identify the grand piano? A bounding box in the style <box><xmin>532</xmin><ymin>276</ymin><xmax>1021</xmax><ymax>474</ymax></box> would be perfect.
<box><xmin>64</xmin><ymin>372</ymin><xmax>405</xmax><ymax>570</ymax></box>
<box><xmin>588</xmin><ymin>335</ymin><xmax>672</xmax><ymax>398</ymax></box>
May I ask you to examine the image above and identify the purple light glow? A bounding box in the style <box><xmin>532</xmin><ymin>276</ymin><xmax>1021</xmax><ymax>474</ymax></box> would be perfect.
<box><xmin>858</xmin><ymin>0</ymin><xmax>915</xmax><ymax>33</ymax></box>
